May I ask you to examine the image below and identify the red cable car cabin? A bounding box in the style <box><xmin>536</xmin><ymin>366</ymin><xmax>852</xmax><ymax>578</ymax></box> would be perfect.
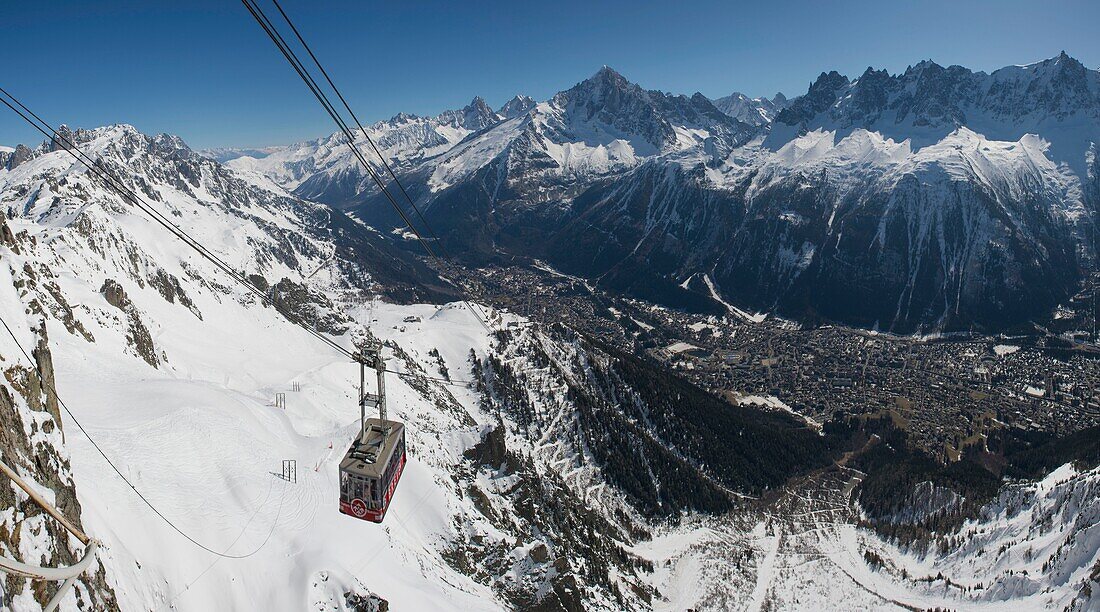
<box><xmin>339</xmin><ymin>418</ymin><xmax>406</xmax><ymax>523</ymax></box>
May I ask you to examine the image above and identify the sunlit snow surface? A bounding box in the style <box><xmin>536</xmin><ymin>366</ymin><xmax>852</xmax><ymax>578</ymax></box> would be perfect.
<box><xmin>55</xmin><ymin>298</ymin><xmax>499</xmax><ymax>611</ymax></box>
<box><xmin>0</xmin><ymin>129</ymin><xmax>506</xmax><ymax>610</ymax></box>
<box><xmin>637</xmin><ymin>463</ymin><xmax>1100</xmax><ymax>611</ymax></box>
<box><xmin>3</xmin><ymin>124</ymin><xmax>1098</xmax><ymax>611</ymax></box>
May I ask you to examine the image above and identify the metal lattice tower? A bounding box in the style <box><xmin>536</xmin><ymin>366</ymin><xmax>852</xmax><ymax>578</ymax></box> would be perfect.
<box><xmin>359</xmin><ymin>343</ymin><xmax>388</xmax><ymax>439</ymax></box>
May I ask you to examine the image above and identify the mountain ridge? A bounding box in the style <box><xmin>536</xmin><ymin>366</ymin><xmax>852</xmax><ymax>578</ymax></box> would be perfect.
<box><xmin>3</xmin><ymin>70</ymin><xmax>1100</xmax><ymax>610</ymax></box>
<box><xmin>35</xmin><ymin>54</ymin><xmax>1100</xmax><ymax>333</ymax></box>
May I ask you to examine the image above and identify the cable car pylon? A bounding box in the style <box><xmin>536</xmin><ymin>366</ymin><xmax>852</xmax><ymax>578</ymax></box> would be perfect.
<box><xmin>339</xmin><ymin>343</ymin><xmax>407</xmax><ymax>522</ymax></box>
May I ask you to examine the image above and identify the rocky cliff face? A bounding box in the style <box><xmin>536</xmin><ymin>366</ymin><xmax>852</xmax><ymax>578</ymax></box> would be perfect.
<box><xmin>0</xmin><ymin>145</ymin><xmax>34</xmax><ymax>171</ymax></box>
<box><xmin>0</xmin><ymin>215</ymin><xmax>118</xmax><ymax>610</ymax></box>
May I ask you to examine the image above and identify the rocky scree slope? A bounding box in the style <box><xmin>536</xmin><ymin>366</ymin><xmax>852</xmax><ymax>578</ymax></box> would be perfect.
<box><xmin>0</xmin><ymin>215</ymin><xmax>117</xmax><ymax>609</ymax></box>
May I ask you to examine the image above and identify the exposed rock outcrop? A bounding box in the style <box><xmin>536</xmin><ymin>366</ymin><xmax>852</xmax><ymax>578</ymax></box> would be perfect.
<box><xmin>0</xmin><ymin>323</ymin><xmax>118</xmax><ymax>609</ymax></box>
<box><xmin>100</xmin><ymin>279</ymin><xmax>161</xmax><ymax>368</ymax></box>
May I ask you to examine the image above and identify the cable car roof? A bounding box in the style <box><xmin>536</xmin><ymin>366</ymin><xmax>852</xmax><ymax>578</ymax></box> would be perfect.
<box><xmin>340</xmin><ymin>418</ymin><xmax>405</xmax><ymax>479</ymax></box>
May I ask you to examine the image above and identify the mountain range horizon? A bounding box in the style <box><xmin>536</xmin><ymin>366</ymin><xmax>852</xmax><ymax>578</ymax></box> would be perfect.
<box><xmin>4</xmin><ymin>52</ymin><xmax>1092</xmax><ymax>154</ymax></box>
<box><xmin>226</xmin><ymin>51</ymin><xmax>1096</xmax><ymax>151</ymax></box>
<box><xmin>4</xmin><ymin>6</ymin><xmax>1100</xmax><ymax>608</ymax></box>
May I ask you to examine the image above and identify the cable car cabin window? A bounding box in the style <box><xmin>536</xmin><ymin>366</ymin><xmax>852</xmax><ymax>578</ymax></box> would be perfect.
<box><xmin>341</xmin><ymin>473</ymin><xmax>371</xmax><ymax>504</ymax></box>
<box><xmin>341</xmin><ymin>475</ymin><xmax>352</xmax><ymax>503</ymax></box>
<box><xmin>378</xmin><ymin>433</ymin><xmax>406</xmax><ymax>494</ymax></box>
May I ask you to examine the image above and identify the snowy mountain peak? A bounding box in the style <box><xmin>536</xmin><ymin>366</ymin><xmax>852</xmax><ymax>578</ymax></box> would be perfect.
<box><xmin>4</xmin><ymin>123</ymin><xmax>198</xmax><ymax>172</ymax></box>
<box><xmin>559</xmin><ymin>65</ymin><xmax>639</xmax><ymax>108</ymax></box>
<box><xmin>902</xmin><ymin>58</ymin><xmax>942</xmax><ymax>76</ymax></box>
<box><xmin>592</xmin><ymin>64</ymin><xmax>629</xmax><ymax>85</ymax></box>
<box><xmin>856</xmin><ymin>66</ymin><xmax>889</xmax><ymax>81</ymax></box>
<box><xmin>549</xmin><ymin>66</ymin><xmax>753</xmax><ymax>154</ymax></box>
<box><xmin>1019</xmin><ymin>50</ymin><xmax>1082</xmax><ymax>72</ymax></box>
<box><xmin>466</xmin><ymin>95</ymin><xmax>491</xmax><ymax>111</ymax></box>
<box><xmin>773</xmin><ymin>52</ymin><xmax>1100</xmax><ymax>162</ymax></box>
<box><xmin>435</xmin><ymin>96</ymin><xmax>502</xmax><ymax>132</ymax></box>
<box><xmin>712</xmin><ymin>91</ymin><xmax>789</xmax><ymax>126</ymax></box>
<box><xmin>499</xmin><ymin>94</ymin><xmax>536</xmax><ymax>119</ymax></box>
<box><xmin>385</xmin><ymin>111</ymin><xmax>421</xmax><ymax>125</ymax></box>
<box><xmin>0</xmin><ymin>119</ymin><xmax>660</xmax><ymax>610</ymax></box>
<box><xmin>220</xmin><ymin>58</ymin><xmax>1100</xmax><ymax>335</ymax></box>
<box><xmin>989</xmin><ymin>51</ymin><xmax>1098</xmax><ymax>115</ymax></box>
<box><xmin>4</xmin><ymin>57</ymin><xmax>1100</xmax><ymax>610</ymax></box>
<box><xmin>773</xmin><ymin>70</ymin><xmax>850</xmax><ymax>126</ymax></box>
<box><xmin>810</xmin><ymin>69</ymin><xmax>852</xmax><ymax>93</ymax></box>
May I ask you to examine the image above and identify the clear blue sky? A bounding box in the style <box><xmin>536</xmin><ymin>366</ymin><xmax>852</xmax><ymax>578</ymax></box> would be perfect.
<box><xmin>2</xmin><ymin>0</ymin><xmax>1098</xmax><ymax>150</ymax></box>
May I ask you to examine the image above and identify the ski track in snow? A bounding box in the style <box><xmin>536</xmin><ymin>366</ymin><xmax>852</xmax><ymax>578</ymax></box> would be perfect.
<box><xmin>55</xmin><ymin>301</ymin><xmax>502</xmax><ymax>612</ymax></box>
<box><xmin>0</xmin><ymin>131</ymin><xmax>518</xmax><ymax>611</ymax></box>
<box><xmin>745</xmin><ymin>523</ymin><xmax>780</xmax><ymax>612</ymax></box>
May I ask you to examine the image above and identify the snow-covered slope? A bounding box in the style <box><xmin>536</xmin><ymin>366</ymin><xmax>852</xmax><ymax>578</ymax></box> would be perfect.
<box><xmin>636</xmin><ymin>463</ymin><xmax>1100</xmax><ymax>611</ymax></box>
<box><xmin>227</xmin><ymin>98</ymin><xmax>503</xmax><ymax>206</ymax></box>
<box><xmin>238</xmin><ymin>67</ymin><xmax>755</xmax><ymax>217</ymax></box>
<box><xmin>0</xmin><ymin>125</ymin><xmax>491</xmax><ymax>609</ymax></box>
<box><xmin>226</xmin><ymin>55</ymin><xmax>1100</xmax><ymax>332</ymax></box>
<box><xmin>838</xmin><ymin>463</ymin><xmax>1100</xmax><ymax>611</ymax></box>
<box><xmin>0</xmin><ymin>125</ymin><xmax>673</xmax><ymax>610</ymax></box>
<box><xmin>3</xmin><ymin>120</ymin><xmax>1098</xmax><ymax>610</ymax></box>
